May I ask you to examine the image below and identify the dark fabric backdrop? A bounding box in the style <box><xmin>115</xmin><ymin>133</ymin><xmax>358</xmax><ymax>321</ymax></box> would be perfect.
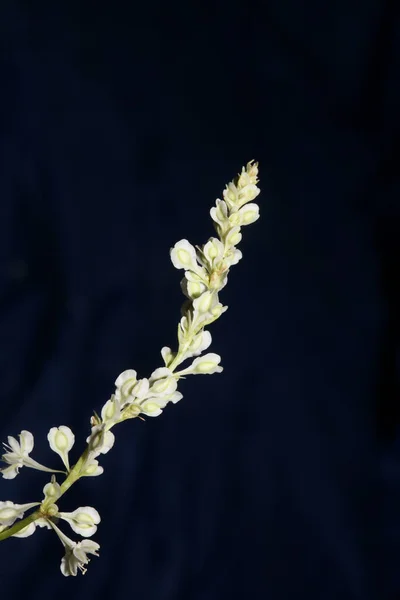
<box><xmin>1</xmin><ymin>1</ymin><xmax>399</xmax><ymax>599</ymax></box>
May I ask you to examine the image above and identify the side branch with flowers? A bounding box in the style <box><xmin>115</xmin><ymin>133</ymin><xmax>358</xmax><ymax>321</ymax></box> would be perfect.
<box><xmin>0</xmin><ymin>161</ymin><xmax>261</xmax><ymax>576</ymax></box>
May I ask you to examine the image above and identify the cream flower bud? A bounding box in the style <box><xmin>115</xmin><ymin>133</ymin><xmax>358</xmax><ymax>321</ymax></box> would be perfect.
<box><xmin>187</xmin><ymin>330</ymin><xmax>212</xmax><ymax>358</ymax></box>
<box><xmin>131</xmin><ymin>378</ymin><xmax>150</xmax><ymax>399</ymax></box>
<box><xmin>223</xmin><ymin>182</ymin><xmax>239</xmax><ymax>209</ymax></box>
<box><xmin>225</xmin><ymin>226</ymin><xmax>242</xmax><ymax>247</ymax></box>
<box><xmin>193</xmin><ymin>291</ymin><xmax>217</xmax><ymax>315</ymax></box>
<box><xmin>210</xmin><ymin>199</ymin><xmax>229</xmax><ymax>230</ymax></box>
<box><xmin>86</xmin><ymin>425</ymin><xmax>115</xmax><ymax>457</ymax></box>
<box><xmin>140</xmin><ymin>398</ymin><xmax>167</xmax><ymax>417</ymax></box>
<box><xmin>237</xmin><ymin>183</ymin><xmax>260</xmax><ymax>208</ymax></box>
<box><xmin>170</xmin><ymin>239</ymin><xmax>200</xmax><ymax>272</ymax></box>
<box><xmin>115</xmin><ymin>369</ymin><xmax>137</xmax><ymax>399</ymax></box>
<box><xmin>58</xmin><ymin>506</ymin><xmax>101</xmax><ymax>538</ymax></box>
<box><xmin>181</xmin><ymin>277</ymin><xmax>208</xmax><ymax>300</ymax></box>
<box><xmin>47</xmin><ymin>426</ymin><xmax>75</xmax><ymax>471</ymax></box>
<box><xmin>101</xmin><ymin>395</ymin><xmax>122</xmax><ymax>424</ymax></box>
<box><xmin>149</xmin><ymin>367</ymin><xmax>177</xmax><ymax>396</ymax></box>
<box><xmin>201</xmin><ymin>237</ymin><xmax>225</xmax><ymax>271</ymax></box>
<box><xmin>175</xmin><ymin>353</ymin><xmax>223</xmax><ymax>376</ymax></box>
<box><xmin>224</xmin><ymin>247</ymin><xmax>242</xmax><ymax>266</ymax></box>
<box><xmin>237</xmin><ymin>203</ymin><xmax>260</xmax><ymax>225</ymax></box>
<box><xmin>161</xmin><ymin>346</ymin><xmax>175</xmax><ymax>367</ymax></box>
<box><xmin>80</xmin><ymin>458</ymin><xmax>104</xmax><ymax>477</ymax></box>
<box><xmin>43</xmin><ymin>479</ymin><xmax>62</xmax><ymax>502</ymax></box>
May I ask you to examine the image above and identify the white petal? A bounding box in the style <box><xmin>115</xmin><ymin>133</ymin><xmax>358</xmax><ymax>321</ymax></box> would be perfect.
<box><xmin>176</xmin><ymin>353</ymin><xmax>223</xmax><ymax>376</ymax></box>
<box><xmin>188</xmin><ymin>330</ymin><xmax>212</xmax><ymax>357</ymax></box>
<box><xmin>131</xmin><ymin>378</ymin><xmax>150</xmax><ymax>399</ymax></box>
<box><xmin>19</xmin><ymin>431</ymin><xmax>34</xmax><ymax>455</ymax></box>
<box><xmin>58</xmin><ymin>506</ymin><xmax>100</xmax><ymax>538</ymax></box>
<box><xmin>80</xmin><ymin>458</ymin><xmax>104</xmax><ymax>477</ymax></box>
<box><xmin>47</xmin><ymin>426</ymin><xmax>75</xmax><ymax>471</ymax></box>
<box><xmin>115</xmin><ymin>369</ymin><xmax>137</xmax><ymax>388</ymax></box>
<box><xmin>170</xmin><ymin>239</ymin><xmax>198</xmax><ymax>271</ymax></box>
<box><xmin>237</xmin><ymin>202</ymin><xmax>260</xmax><ymax>225</ymax></box>
<box><xmin>140</xmin><ymin>400</ymin><xmax>165</xmax><ymax>417</ymax></box>
<box><xmin>0</xmin><ymin>464</ymin><xmax>20</xmax><ymax>479</ymax></box>
<box><xmin>169</xmin><ymin>391</ymin><xmax>183</xmax><ymax>404</ymax></box>
<box><xmin>161</xmin><ymin>347</ymin><xmax>174</xmax><ymax>367</ymax></box>
<box><xmin>43</xmin><ymin>481</ymin><xmax>62</xmax><ymax>502</ymax></box>
<box><xmin>12</xmin><ymin>522</ymin><xmax>37</xmax><ymax>538</ymax></box>
<box><xmin>149</xmin><ymin>367</ymin><xmax>172</xmax><ymax>382</ymax></box>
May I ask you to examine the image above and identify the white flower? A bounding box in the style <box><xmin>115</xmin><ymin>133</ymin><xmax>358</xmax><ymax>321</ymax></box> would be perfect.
<box><xmin>47</xmin><ymin>426</ymin><xmax>75</xmax><ymax>471</ymax></box>
<box><xmin>161</xmin><ymin>346</ymin><xmax>175</xmax><ymax>367</ymax></box>
<box><xmin>43</xmin><ymin>479</ymin><xmax>62</xmax><ymax>503</ymax></box>
<box><xmin>148</xmin><ymin>367</ymin><xmax>178</xmax><ymax>396</ymax></box>
<box><xmin>12</xmin><ymin>522</ymin><xmax>37</xmax><ymax>538</ymax></box>
<box><xmin>175</xmin><ymin>353</ymin><xmax>223</xmax><ymax>376</ymax></box>
<box><xmin>11</xmin><ymin>517</ymin><xmax>51</xmax><ymax>538</ymax></box>
<box><xmin>49</xmin><ymin>521</ymin><xmax>100</xmax><ymax>576</ymax></box>
<box><xmin>210</xmin><ymin>199</ymin><xmax>229</xmax><ymax>231</ymax></box>
<box><xmin>222</xmin><ymin>182</ymin><xmax>239</xmax><ymax>210</ymax></box>
<box><xmin>86</xmin><ymin>424</ymin><xmax>115</xmax><ymax>458</ymax></box>
<box><xmin>100</xmin><ymin>395</ymin><xmax>122</xmax><ymax>425</ymax></box>
<box><xmin>58</xmin><ymin>506</ymin><xmax>100</xmax><ymax>538</ymax></box>
<box><xmin>186</xmin><ymin>330</ymin><xmax>212</xmax><ymax>359</ymax></box>
<box><xmin>180</xmin><ymin>276</ymin><xmax>208</xmax><ymax>300</ymax></box>
<box><xmin>224</xmin><ymin>247</ymin><xmax>242</xmax><ymax>266</ymax></box>
<box><xmin>0</xmin><ymin>501</ymin><xmax>39</xmax><ymax>528</ymax></box>
<box><xmin>225</xmin><ymin>226</ymin><xmax>242</xmax><ymax>248</ymax></box>
<box><xmin>1</xmin><ymin>430</ymin><xmax>62</xmax><ymax>479</ymax></box>
<box><xmin>80</xmin><ymin>457</ymin><xmax>104</xmax><ymax>477</ymax></box>
<box><xmin>193</xmin><ymin>290</ymin><xmax>218</xmax><ymax>316</ymax></box>
<box><xmin>139</xmin><ymin>398</ymin><xmax>168</xmax><ymax>417</ymax></box>
<box><xmin>170</xmin><ymin>239</ymin><xmax>202</xmax><ymax>273</ymax></box>
<box><xmin>115</xmin><ymin>369</ymin><xmax>137</xmax><ymax>400</ymax></box>
<box><xmin>236</xmin><ymin>183</ymin><xmax>260</xmax><ymax>208</ymax></box>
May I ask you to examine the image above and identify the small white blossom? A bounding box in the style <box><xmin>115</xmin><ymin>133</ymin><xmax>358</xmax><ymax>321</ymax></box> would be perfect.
<box><xmin>225</xmin><ymin>226</ymin><xmax>242</xmax><ymax>248</ymax></box>
<box><xmin>11</xmin><ymin>517</ymin><xmax>51</xmax><ymax>538</ymax></box>
<box><xmin>43</xmin><ymin>478</ymin><xmax>62</xmax><ymax>503</ymax></box>
<box><xmin>161</xmin><ymin>346</ymin><xmax>175</xmax><ymax>367</ymax></box>
<box><xmin>0</xmin><ymin>501</ymin><xmax>39</xmax><ymax>528</ymax></box>
<box><xmin>224</xmin><ymin>247</ymin><xmax>242</xmax><ymax>266</ymax></box>
<box><xmin>139</xmin><ymin>398</ymin><xmax>167</xmax><ymax>417</ymax></box>
<box><xmin>49</xmin><ymin>521</ymin><xmax>100</xmax><ymax>576</ymax></box>
<box><xmin>1</xmin><ymin>430</ymin><xmax>62</xmax><ymax>479</ymax></box>
<box><xmin>186</xmin><ymin>330</ymin><xmax>212</xmax><ymax>358</ymax></box>
<box><xmin>222</xmin><ymin>182</ymin><xmax>239</xmax><ymax>210</ymax></box>
<box><xmin>236</xmin><ymin>183</ymin><xmax>260</xmax><ymax>208</ymax></box>
<box><xmin>180</xmin><ymin>276</ymin><xmax>208</xmax><ymax>300</ymax></box>
<box><xmin>47</xmin><ymin>426</ymin><xmax>75</xmax><ymax>471</ymax></box>
<box><xmin>58</xmin><ymin>506</ymin><xmax>100</xmax><ymax>538</ymax></box>
<box><xmin>131</xmin><ymin>378</ymin><xmax>150</xmax><ymax>400</ymax></box>
<box><xmin>193</xmin><ymin>290</ymin><xmax>218</xmax><ymax>316</ymax></box>
<box><xmin>115</xmin><ymin>369</ymin><xmax>137</xmax><ymax>400</ymax></box>
<box><xmin>148</xmin><ymin>367</ymin><xmax>178</xmax><ymax>396</ymax></box>
<box><xmin>80</xmin><ymin>457</ymin><xmax>104</xmax><ymax>477</ymax></box>
<box><xmin>170</xmin><ymin>239</ymin><xmax>202</xmax><ymax>273</ymax></box>
<box><xmin>100</xmin><ymin>395</ymin><xmax>122</xmax><ymax>425</ymax></box>
<box><xmin>175</xmin><ymin>353</ymin><xmax>223</xmax><ymax>376</ymax></box>
<box><xmin>86</xmin><ymin>424</ymin><xmax>115</xmax><ymax>458</ymax></box>
<box><xmin>210</xmin><ymin>199</ymin><xmax>229</xmax><ymax>231</ymax></box>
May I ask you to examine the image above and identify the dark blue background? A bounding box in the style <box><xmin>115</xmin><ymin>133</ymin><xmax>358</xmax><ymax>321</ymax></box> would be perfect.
<box><xmin>1</xmin><ymin>2</ymin><xmax>399</xmax><ymax>598</ymax></box>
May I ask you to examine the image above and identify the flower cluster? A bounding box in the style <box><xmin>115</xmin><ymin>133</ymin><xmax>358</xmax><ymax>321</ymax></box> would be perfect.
<box><xmin>0</xmin><ymin>161</ymin><xmax>260</xmax><ymax>576</ymax></box>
